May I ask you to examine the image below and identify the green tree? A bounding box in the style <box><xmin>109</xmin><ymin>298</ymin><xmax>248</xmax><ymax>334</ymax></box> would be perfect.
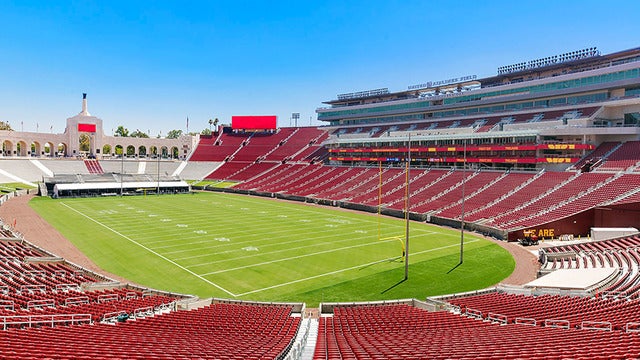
<box><xmin>130</xmin><ymin>129</ymin><xmax>150</xmax><ymax>138</ymax></box>
<box><xmin>166</xmin><ymin>129</ymin><xmax>182</xmax><ymax>139</ymax></box>
<box><xmin>79</xmin><ymin>134</ymin><xmax>90</xmax><ymax>152</ymax></box>
<box><xmin>201</xmin><ymin>128</ymin><xmax>212</xmax><ymax>135</ymax></box>
<box><xmin>115</xmin><ymin>126</ymin><xmax>129</xmax><ymax>137</ymax></box>
<box><xmin>0</xmin><ymin>121</ymin><xmax>12</xmax><ymax>131</ymax></box>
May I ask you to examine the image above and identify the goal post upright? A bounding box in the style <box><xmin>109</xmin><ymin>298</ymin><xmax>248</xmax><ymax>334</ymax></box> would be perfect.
<box><xmin>404</xmin><ymin>133</ymin><xmax>411</xmax><ymax>281</ymax></box>
<box><xmin>378</xmin><ymin>160</ymin><xmax>382</xmax><ymax>242</ymax></box>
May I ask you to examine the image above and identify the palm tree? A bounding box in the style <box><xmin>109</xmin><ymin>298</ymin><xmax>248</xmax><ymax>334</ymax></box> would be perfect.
<box><xmin>208</xmin><ymin>118</ymin><xmax>213</xmax><ymax>132</ymax></box>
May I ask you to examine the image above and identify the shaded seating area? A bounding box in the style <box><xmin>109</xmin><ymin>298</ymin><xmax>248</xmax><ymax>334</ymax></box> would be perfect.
<box><xmin>314</xmin><ymin>303</ymin><xmax>640</xmax><ymax>359</ymax></box>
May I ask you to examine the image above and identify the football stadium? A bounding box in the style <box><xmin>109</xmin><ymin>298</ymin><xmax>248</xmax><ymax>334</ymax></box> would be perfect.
<box><xmin>1</xmin><ymin>43</ymin><xmax>640</xmax><ymax>358</ymax></box>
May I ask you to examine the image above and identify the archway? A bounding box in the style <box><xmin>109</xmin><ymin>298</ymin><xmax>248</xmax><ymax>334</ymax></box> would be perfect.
<box><xmin>102</xmin><ymin>144</ymin><xmax>112</xmax><ymax>157</ymax></box>
<box><xmin>2</xmin><ymin>140</ymin><xmax>13</xmax><ymax>156</ymax></box>
<box><xmin>79</xmin><ymin>134</ymin><xmax>90</xmax><ymax>155</ymax></box>
<box><xmin>126</xmin><ymin>145</ymin><xmax>136</xmax><ymax>157</ymax></box>
<box><xmin>44</xmin><ymin>142</ymin><xmax>55</xmax><ymax>157</ymax></box>
<box><xmin>115</xmin><ymin>144</ymin><xmax>123</xmax><ymax>157</ymax></box>
<box><xmin>138</xmin><ymin>145</ymin><xmax>147</xmax><ymax>157</ymax></box>
<box><xmin>31</xmin><ymin>141</ymin><xmax>41</xmax><ymax>157</ymax></box>
<box><xmin>160</xmin><ymin>146</ymin><xmax>168</xmax><ymax>158</ymax></box>
<box><xmin>149</xmin><ymin>146</ymin><xmax>158</xmax><ymax>157</ymax></box>
<box><xmin>57</xmin><ymin>143</ymin><xmax>67</xmax><ymax>157</ymax></box>
<box><xmin>17</xmin><ymin>141</ymin><xmax>28</xmax><ymax>156</ymax></box>
<box><xmin>171</xmin><ymin>146</ymin><xmax>179</xmax><ymax>159</ymax></box>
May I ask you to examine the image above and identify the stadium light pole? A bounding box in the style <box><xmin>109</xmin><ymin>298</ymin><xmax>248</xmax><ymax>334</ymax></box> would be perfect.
<box><xmin>404</xmin><ymin>133</ymin><xmax>411</xmax><ymax>280</ymax></box>
<box><xmin>292</xmin><ymin>113</ymin><xmax>300</xmax><ymax>127</ymax></box>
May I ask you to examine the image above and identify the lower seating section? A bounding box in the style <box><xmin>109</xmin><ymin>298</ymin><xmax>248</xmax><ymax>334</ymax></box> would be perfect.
<box><xmin>540</xmin><ymin>235</ymin><xmax>640</xmax><ymax>296</ymax></box>
<box><xmin>599</xmin><ymin>141</ymin><xmax>640</xmax><ymax>170</ymax></box>
<box><xmin>0</xmin><ymin>240</ymin><xmax>47</xmax><ymax>258</ymax></box>
<box><xmin>485</xmin><ymin>172</ymin><xmax>612</xmax><ymax>228</ymax></box>
<box><xmin>205</xmin><ymin>161</ymin><xmax>279</xmax><ymax>181</ymax></box>
<box><xmin>0</xmin><ymin>235</ymin><xmax>179</xmax><ymax>324</ymax></box>
<box><xmin>505</xmin><ymin>174</ymin><xmax>640</xmax><ymax>229</ymax></box>
<box><xmin>447</xmin><ymin>291</ymin><xmax>640</xmax><ymax>330</ymax></box>
<box><xmin>314</xmin><ymin>304</ymin><xmax>640</xmax><ymax>359</ymax></box>
<box><xmin>189</xmin><ymin>133</ymin><xmax>249</xmax><ymax>161</ymax></box>
<box><xmin>437</xmin><ymin>172</ymin><xmax>536</xmax><ymax>219</ymax></box>
<box><xmin>0</xmin><ymin>288</ymin><xmax>176</xmax><ymax>323</ymax></box>
<box><xmin>0</xmin><ymin>302</ymin><xmax>300</xmax><ymax>359</ymax></box>
<box><xmin>0</xmin><ymin>219</ymin><xmax>300</xmax><ymax>359</ymax></box>
<box><xmin>571</xmin><ymin>141</ymin><xmax>619</xmax><ymax>170</ymax></box>
<box><xmin>231</xmin><ymin>163</ymin><xmax>640</xmax><ymax>231</ymax></box>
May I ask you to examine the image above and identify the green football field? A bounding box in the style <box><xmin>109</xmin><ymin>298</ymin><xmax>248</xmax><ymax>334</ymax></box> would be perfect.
<box><xmin>29</xmin><ymin>192</ymin><xmax>514</xmax><ymax>306</ymax></box>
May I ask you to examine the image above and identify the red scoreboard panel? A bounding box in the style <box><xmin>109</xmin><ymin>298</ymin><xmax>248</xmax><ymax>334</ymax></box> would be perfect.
<box><xmin>78</xmin><ymin>123</ymin><xmax>96</xmax><ymax>132</ymax></box>
<box><xmin>232</xmin><ymin>116</ymin><xmax>277</xmax><ymax>130</ymax></box>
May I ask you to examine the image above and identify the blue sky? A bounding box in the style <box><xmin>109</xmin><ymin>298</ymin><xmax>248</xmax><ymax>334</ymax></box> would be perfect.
<box><xmin>1</xmin><ymin>0</ymin><xmax>639</xmax><ymax>136</ymax></box>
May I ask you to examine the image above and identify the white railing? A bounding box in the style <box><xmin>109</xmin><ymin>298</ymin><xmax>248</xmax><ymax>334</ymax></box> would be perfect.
<box><xmin>0</xmin><ymin>313</ymin><xmax>92</xmax><ymax>330</ymax></box>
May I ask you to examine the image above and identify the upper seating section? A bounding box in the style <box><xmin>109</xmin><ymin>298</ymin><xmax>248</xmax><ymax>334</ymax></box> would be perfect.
<box><xmin>328</xmin><ymin>105</ymin><xmax>602</xmax><ymax>138</ymax></box>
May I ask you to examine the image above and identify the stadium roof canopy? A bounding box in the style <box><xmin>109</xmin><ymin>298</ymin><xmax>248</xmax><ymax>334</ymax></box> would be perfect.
<box><xmin>52</xmin><ymin>180</ymin><xmax>190</xmax><ymax>197</ymax></box>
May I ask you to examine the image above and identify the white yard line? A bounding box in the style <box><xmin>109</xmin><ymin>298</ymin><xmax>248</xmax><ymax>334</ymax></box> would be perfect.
<box><xmin>236</xmin><ymin>239</ymin><xmax>480</xmax><ymax>296</ymax></box>
<box><xmin>185</xmin><ymin>230</ymin><xmax>437</xmax><ymax>266</ymax></box>
<box><xmin>60</xmin><ymin>202</ymin><xmax>237</xmax><ymax>297</ymax></box>
<box><xmin>198</xmin><ymin>232</ymin><xmax>453</xmax><ymax>276</ymax></box>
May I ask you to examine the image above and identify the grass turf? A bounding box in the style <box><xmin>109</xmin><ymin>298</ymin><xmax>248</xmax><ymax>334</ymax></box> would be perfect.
<box><xmin>29</xmin><ymin>192</ymin><xmax>514</xmax><ymax>306</ymax></box>
<box><xmin>0</xmin><ymin>182</ymin><xmax>36</xmax><ymax>192</ymax></box>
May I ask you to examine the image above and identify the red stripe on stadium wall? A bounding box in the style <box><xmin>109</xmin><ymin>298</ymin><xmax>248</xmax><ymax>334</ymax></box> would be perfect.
<box><xmin>329</xmin><ymin>143</ymin><xmax>592</xmax><ymax>153</ymax></box>
<box><xmin>78</xmin><ymin>123</ymin><xmax>96</xmax><ymax>132</ymax></box>
<box><xmin>330</xmin><ymin>156</ymin><xmax>578</xmax><ymax>164</ymax></box>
